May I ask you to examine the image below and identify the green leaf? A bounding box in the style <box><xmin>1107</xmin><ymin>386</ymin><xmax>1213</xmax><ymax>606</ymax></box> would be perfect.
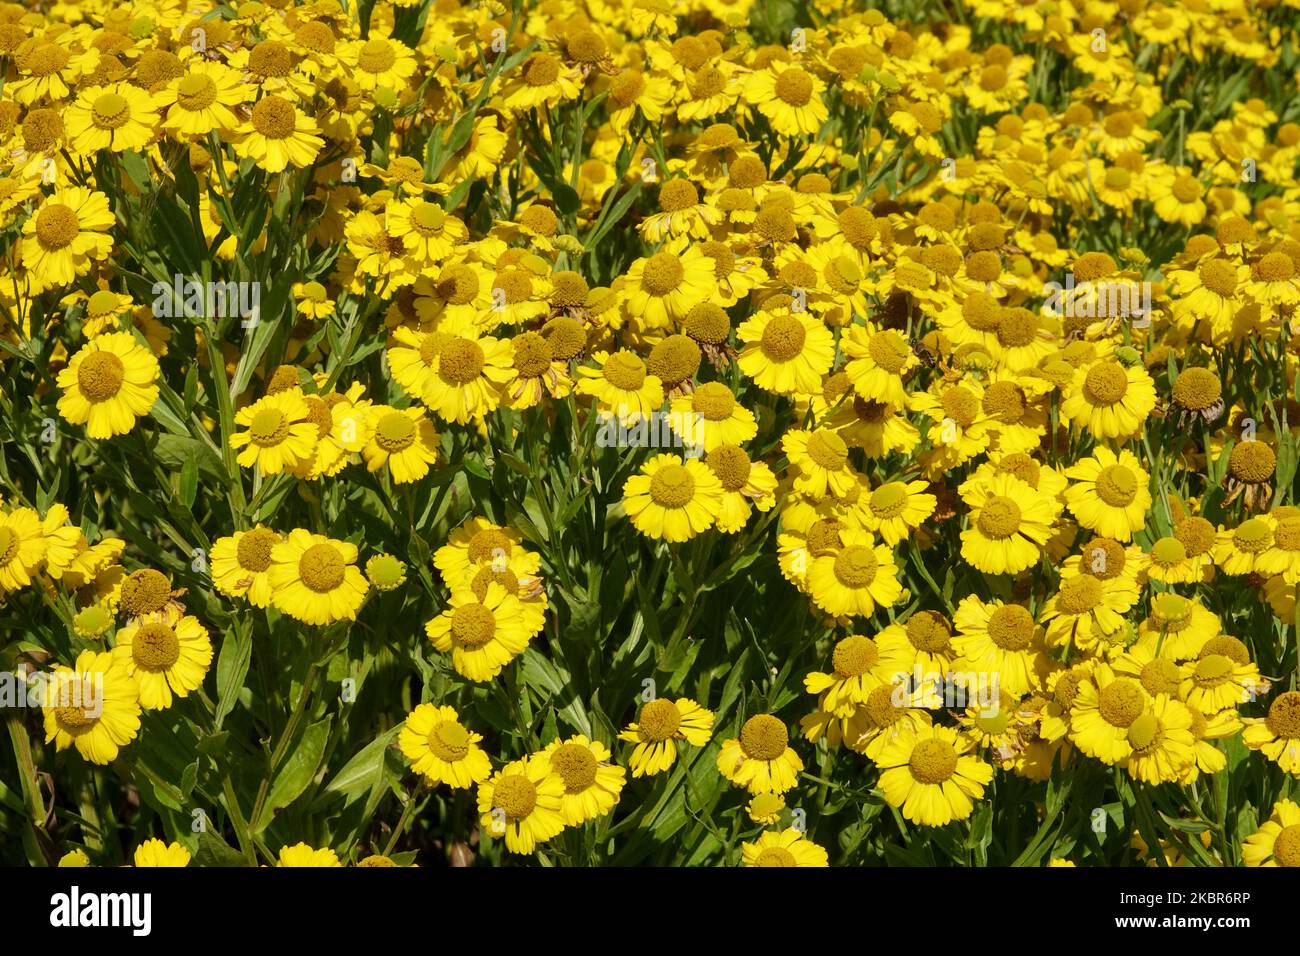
<box><xmin>323</xmin><ymin>727</ymin><xmax>399</xmax><ymax>806</ymax></box>
<box><xmin>254</xmin><ymin>717</ymin><xmax>333</xmax><ymax>832</ymax></box>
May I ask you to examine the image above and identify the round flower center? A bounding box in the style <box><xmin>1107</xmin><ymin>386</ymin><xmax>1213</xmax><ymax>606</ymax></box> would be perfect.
<box><xmin>467</xmin><ymin>528</ymin><xmax>511</xmax><ymax>564</ymax></box>
<box><xmin>28</xmin><ymin>43</ymin><xmax>71</xmax><ymax>76</ymax></box>
<box><xmin>1098</xmin><ymin>679</ymin><xmax>1145</xmax><ymax>728</ymax></box>
<box><xmin>1233</xmin><ymin>518</ymin><xmax>1271</xmax><ymax>552</ymax></box>
<box><xmin>250</xmin><ymin>407</ymin><xmax>289</xmax><ymax>446</ymax></box>
<box><xmin>176</xmin><ymin>73</ymin><xmax>217</xmax><ymax>110</ymax></box>
<box><xmin>832</xmin><ymin>635</ymin><xmax>878</xmax><ymax>677</ymax></box>
<box><xmin>692</xmin><ymin>382</ymin><xmax>735</xmax><ymax>420</ymax></box>
<box><xmin>35</xmin><ymin>204</ymin><xmax>80</xmax><ymax>249</ymax></box>
<box><xmin>979</xmin><ymin>64</ymin><xmax>1007</xmax><ymax>91</ymax></box>
<box><xmin>450</xmin><ymin>602</ymin><xmax>496</xmax><ymax>648</ymax></box>
<box><xmin>1057</xmin><ymin>575</ymin><xmax>1103</xmax><ymax>614</ymax></box>
<box><xmin>438</xmin><ymin>337</ymin><xmax>486</xmax><ymax>385</ymax></box>
<box><xmin>492</xmin><ymin>774</ymin><xmax>537</xmax><ymax>820</ymax></box>
<box><xmin>1198</xmin><ymin>259</ymin><xmax>1238</xmax><ymax>296</ymax></box>
<box><xmin>1274</xmin><ymin>826</ymin><xmax>1300</xmax><ymax>867</ymax></box>
<box><xmin>982</xmin><ymin>382</ymin><xmax>1026</xmax><ymax>422</ymax></box>
<box><xmin>1125</xmin><ymin>712</ymin><xmax>1160</xmax><ymax>751</ymax></box>
<box><xmin>941</xmin><ymin>386</ymin><xmax>978</xmax><ymax>427</ymax></box>
<box><xmin>1201</xmin><ymin>635</ymin><xmax>1249</xmax><ymax>664</ymax></box>
<box><xmin>908</xmin><ymin>738</ymin><xmax>958</xmax><ymax>784</ymax></box>
<box><xmin>997</xmin><ymin>453</ymin><xmax>1040</xmax><ymax>487</ymax></box>
<box><xmin>357</xmin><ymin>39</ymin><xmax>396</xmax><ymax>74</ymax></box>
<box><xmin>1256</xmin><ymin>252</ymin><xmax>1295</xmax><ymax>282</ymax></box>
<box><xmin>1175</xmin><ymin>517</ymin><xmax>1215</xmax><ymax>556</ymax></box>
<box><xmin>706</xmin><ymin>444</ymin><xmax>750</xmax><ymax>491</ymax></box>
<box><xmin>754</xmin><ymin>847</ymin><xmax>797</xmax><ymax>867</ymax></box>
<box><xmin>550</xmin><ymin>742</ymin><xmax>597</xmax><ymax>792</ymax></box>
<box><xmin>640</xmin><ymin>252</ymin><xmax>684</xmax><ymax>295</ymax></box>
<box><xmin>1194</xmin><ymin>654</ymin><xmax>1234</xmax><ymax>683</ymax></box>
<box><xmin>647</xmin><ymin>335</ymin><xmax>701</xmax><ymax>384</ymax></box>
<box><xmin>77</xmin><ymin>351</ymin><xmax>126</xmax><ymax>401</ymax></box>
<box><xmin>976</xmin><ymin>496</ymin><xmax>1021</xmax><ymax>539</ymax></box>
<box><xmin>638</xmin><ymin>698</ymin><xmax>681</xmax><ymax>741</ymax></box>
<box><xmin>1140</xmin><ymin>659</ymin><xmax>1181</xmax><ymax>697</ymax></box>
<box><xmin>250</xmin><ymin>96</ymin><xmax>296</xmax><ymax>139</ymax></box>
<box><xmin>1153</xmin><ymin>593</ymin><xmax>1191</xmax><ymax>628</ymax></box>
<box><xmin>437</xmin><ymin>265</ymin><xmax>479</xmax><ymax>304</ymax></box>
<box><xmin>1095</xmin><ymin>465</ymin><xmax>1138</xmax><ymax>506</ymax></box>
<box><xmin>1229</xmin><ymin>442</ymin><xmax>1275</xmax><ymax>483</ymax></box>
<box><xmin>685</xmin><ymin>302</ymin><xmax>730</xmax><ymax>343</ymax></box>
<box><xmin>427</xmin><ymin>720</ymin><xmax>470</xmax><ymax>761</ymax></box>
<box><xmin>1151</xmin><ymin>537</ymin><xmax>1186</xmax><ymax>566</ymax></box>
<box><xmin>658</xmin><ymin>179</ymin><xmax>697</xmax><ymax>212</ymax></box>
<box><xmin>511</xmin><ymin>332</ymin><xmax>552</xmax><ymax>378</ymax></box>
<box><xmin>602</xmin><ymin>351</ymin><xmax>646</xmax><ymax>391</ymax></box>
<box><xmin>1104</xmin><ymin>168</ymin><xmax>1131</xmax><ymax>190</ymax></box>
<box><xmin>297</xmin><ymin>543</ymin><xmax>346</xmax><ymax>593</ymax></box>
<box><xmin>833</xmin><ymin>545</ymin><xmax>878</xmax><ymax>588</ymax></box>
<box><xmin>523</xmin><ymin>52</ymin><xmax>561</xmax><ymax>86</ymax></box>
<box><xmin>907</xmin><ymin>612</ymin><xmax>951</xmax><ymax>652</ymax></box>
<box><xmin>975</xmin><ymin>708</ymin><xmax>1010</xmax><ymax>735</ymax></box>
<box><xmin>1083</xmin><ymin>361</ymin><xmax>1128</xmax><ymax>405</ymax></box>
<box><xmin>739</xmin><ymin>715</ymin><xmax>788</xmax><ymax>760</ymax></box>
<box><xmin>119</xmin><ymin>569</ymin><xmax>171</xmax><ymax>616</ymax></box>
<box><xmin>773</xmin><ymin>67</ymin><xmax>813</xmax><ymax>106</ymax></box>
<box><xmin>870</xmin><ymin>482</ymin><xmax>908</xmax><ymax>518</ymax></box>
<box><xmin>56</xmin><ymin>706</ymin><xmax>98</xmax><ymax>730</ymax></box>
<box><xmin>987</xmin><ymin>604</ymin><xmax>1035</xmax><ymax>650</ymax></box>
<box><xmin>867</xmin><ymin>329</ymin><xmax>910</xmax><ymax>372</ymax></box>
<box><xmin>567</xmin><ymin>29</ymin><xmax>606</xmax><ymax>64</ymax></box>
<box><xmin>1275</xmin><ymin>518</ymin><xmax>1300</xmax><ymax>552</ymax></box>
<box><xmin>470</xmin><ymin>566</ymin><xmax>519</xmax><ymax>601</ymax></box>
<box><xmin>412</xmin><ymin>202</ymin><xmax>445</xmax><ymax>232</ymax></box>
<box><xmin>91</xmin><ymin>92</ymin><xmax>130</xmax><ymax>130</ymax></box>
<box><xmin>806</xmin><ymin>429</ymin><xmax>848</xmax><ymax>470</ymax></box>
<box><xmin>649</xmin><ymin>464</ymin><xmax>695</xmax><ymax>508</ymax></box>
<box><xmin>1171</xmin><ymin>175</ymin><xmax>1201</xmax><ymax>203</ymax></box>
<box><xmin>805</xmin><ymin>519</ymin><xmax>841</xmax><ymax>555</ymax></box>
<box><xmin>864</xmin><ymin>685</ymin><xmax>903</xmax><ymax>727</ymax></box>
<box><xmin>759</xmin><ymin>315</ymin><xmax>806</xmax><ymax>361</ymax></box>
<box><xmin>1265</xmin><ymin>691</ymin><xmax>1300</xmax><ymax>738</ymax></box>
<box><xmin>374</xmin><ymin>411</ymin><xmax>416</xmax><ymax>452</ymax></box>
<box><xmin>131</xmin><ymin>622</ymin><xmax>180</xmax><ymax>670</ymax></box>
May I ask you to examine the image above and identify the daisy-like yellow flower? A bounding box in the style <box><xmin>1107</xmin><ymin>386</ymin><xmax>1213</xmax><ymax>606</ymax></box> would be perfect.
<box><xmin>705</xmin><ymin>444</ymin><xmax>777</xmax><ymax>534</ymax></box>
<box><xmin>736</xmin><ymin>309</ymin><xmax>835</xmax><ymax>395</ymax></box>
<box><xmin>398</xmin><ymin>703</ymin><xmax>492</xmax><ymax>789</ymax></box>
<box><xmin>668</xmin><ymin>382</ymin><xmax>756</xmax><ymax>451</ymax></box>
<box><xmin>276</xmin><ymin>844</ymin><xmax>342</xmax><ymax>867</ymax></box>
<box><xmin>433</xmin><ymin>519</ymin><xmax>539</xmax><ymax>592</ymax></box>
<box><xmin>1068</xmin><ymin>664</ymin><xmax>1153</xmax><ymax>765</ymax></box>
<box><xmin>234</xmin><ymin>95</ymin><xmax>324</xmax><ymax>173</ymax></box>
<box><xmin>1123</xmin><ymin>695</ymin><xmax>1197</xmax><ymax>785</ymax></box>
<box><xmin>541</xmin><ymin>735</ymin><xmax>626</xmax><ymax>826</ymax></box>
<box><xmin>619</xmin><ymin>697</ymin><xmax>714</xmax><ymax>776</ymax></box>
<box><xmin>1062</xmin><ymin>356</ymin><xmax>1157</xmax><ymax>438</ymax></box>
<box><xmin>1064</xmin><ymin>447</ymin><xmax>1152</xmax><ymax>542</ymax></box>
<box><xmin>477</xmin><ymin>756</ymin><xmax>566</xmax><ymax>855</ymax></box>
<box><xmin>1242</xmin><ymin>799</ymin><xmax>1300</xmax><ymax>866</ymax></box>
<box><xmin>783</xmin><ymin>427</ymin><xmax>858</xmax><ymax>500</ymax></box>
<box><xmin>952</xmin><ymin>597</ymin><xmax>1047</xmax><ymax>697</ymax></box>
<box><xmin>621</xmin><ymin>246</ymin><xmax>715</xmax><ymax>330</ymax></box>
<box><xmin>63</xmin><ymin>83</ymin><xmax>160</xmax><ymax>154</ymax></box>
<box><xmin>230</xmin><ymin>389</ymin><xmax>317</xmax><ymax>475</ymax></box>
<box><xmin>576</xmin><ymin>350</ymin><xmax>665</xmax><ymax>424</ymax></box>
<box><xmin>959</xmin><ymin>471</ymin><xmax>1057</xmax><ymax>575</ymax></box>
<box><xmin>56</xmin><ymin>332</ymin><xmax>160</xmax><ymax>440</ymax></box>
<box><xmin>1242</xmin><ymin>690</ymin><xmax>1300</xmax><ymax>774</ymax></box>
<box><xmin>744</xmin><ymin>63</ymin><xmax>828</xmax><ymax>136</ymax></box>
<box><xmin>741</xmin><ymin>828</ymin><xmax>829</xmax><ymax>867</ymax></box>
<box><xmin>425</xmin><ymin>583</ymin><xmax>534</xmax><ymax>682</ymax></box>
<box><xmin>876</xmin><ymin>724</ymin><xmax>993</xmax><ymax>827</ymax></box>
<box><xmin>210</xmin><ymin>526</ymin><xmax>281</xmax><ymax>607</ymax></box>
<box><xmin>0</xmin><ymin>506</ymin><xmax>49</xmax><ymax>592</ymax></box>
<box><xmin>717</xmin><ymin>714</ymin><xmax>804</xmax><ymax>795</ymax></box>
<box><xmin>843</xmin><ymin>325</ymin><xmax>919</xmax><ymax>406</ymax></box>
<box><xmin>22</xmin><ymin>187</ymin><xmax>116</xmax><ymax>293</ymax></box>
<box><xmin>112</xmin><ymin>613</ymin><xmax>213</xmax><ymax>711</ymax></box>
<box><xmin>422</xmin><ymin>323</ymin><xmax>514</xmax><ymax>424</ymax></box>
<box><xmin>1213</xmin><ymin>516</ymin><xmax>1288</xmax><ymax>577</ymax></box>
<box><xmin>621</xmin><ymin>453</ymin><xmax>723</xmax><ymax>543</ymax></box>
<box><xmin>41</xmin><ymin>650</ymin><xmax>141</xmax><ymax>766</ymax></box>
<box><xmin>803</xmin><ymin>634</ymin><xmax>889</xmax><ymax>718</ymax></box>
<box><xmin>807</xmin><ymin>526</ymin><xmax>903</xmax><ymax>619</ymax></box>
<box><xmin>133</xmin><ymin>839</ymin><xmax>191</xmax><ymax>867</ymax></box>
<box><xmin>362</xmin><ymin>405</ymin><xmax>440</xmax><ymax>484</ymax></box>
<box><xmin>1179</xmin><ymin>638</ymin><xmax>1263</xmax><ymax>713</ymax></box>
<box><xmin>292</xmin><ymin>280</ymin><xmax>335</xmax><ymax>320</ymax></box>
<box><xmin>268</xmin><ymin>530</ymin><xmax>369</xmax><ymax>625</ymax></box>
<box><xmin>156</xmin><ymin>62</ymin><xmax>251</xmax><ymax>137</ymax></box>
<box><xmin>856</xmin><ymin>479</ymin><xmax>936</xmax><ymax>546</ymax></box>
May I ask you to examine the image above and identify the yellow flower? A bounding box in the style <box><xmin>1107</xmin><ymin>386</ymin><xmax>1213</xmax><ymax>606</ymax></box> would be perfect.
<box><xmin>41</xmin><ymin>650</ymin><xmax>141</xmax><ymax>766</ymax></box>
<box><xmin>1062</xmin><ymin>356</ymin><xmax>1157</xmax><ymax>438</ymax></box>
<box><xmin>63</xmin><ymin>83</ymin><xmax>160</xmax><ymax>154</ymax></box>
<box><xmin>807</xmin><ymin>526</ymin><xmax>904</xmax><ymax>619</ymax></box>
<box><xmin>113</xmin><ymin>613</ymin><xmax>213</xmax><ymax>711</ymax></box>
<box><xmin>0</xmin><ymin>506</ymin><xmax>49</xmax><ymax>592</ymax></box>
<box><xmin>276</xmin><ymin>844</ymin><xmax>342</xmax><ymax>867</ymax></box>
<box><xmin>1064</xmin><ymin>446</ymin><xmax>1152</xmax><ymax>541</ymax></box>
<box><xmin>618</xmin><ymin>697</ymin><xmax>714</xmax><ymax>776</ymax></box>
<box><xmin>156</xmin><ymin>62</ymin><xmax>252</xmax><ymax>137</ymax></box>
<box><xmin>56</xmin><ymin>332</ymin><xmax>160</xmax><ymax>440</ymax></box>
<box><xmin>268</xmin><ymin>530</ymin><xmax>369</xmax><ymax>625</ymax></box>
<box><xmin>1242</xmin><ymin>799</ymin><xmax>1300</xmax><ymax>866</ymax></box>
<box><xmin>22</xmin><ymin>187</ymin><xmax>116</xmax><ymax>293</ymax></box>
<box><xmin>876</xmin><ymin>724</ymin><xmax>993</xmax><ymax>826</ymax></box>
<box><xmin>477</xmin><ymin>756</ymin><xmax>566</xmax><ymax>855</ymax></box>
<box><xmin>398</xmin><ymin>703</ymin><xmax>492</xmax><ymax>789</ymax></box>
<box><xmin>425</xmin><ymin>583</ymin><xmax>534</xmax><ymax>682</ymax></box>
<box><xmin>541</xmin><ymin>735</ymin><xmax>626</xmax><ymax>825</ymax></box>
<box><xmin>736</xmin><ymin>309</ymin><xmax>835</xmax><ymax>395</ymax></box>
<box><xmin>958</xmin><ymin>471</ymin><xmax>1057</xmax><ymax>575</ymax></box>
<box><xmin>211</xmin><ymin>526</ymin><xmax>281</xmax><ymax>607</ymax></box>
<box><xmin>362</xmin><ymin>405</ymin><xmax>440</xmax><ymax>484</ymax></box>
<box><xmin>717</xmin><ymin>714</ymin><xmax>804</xmax><ymax>795</ymax></box>
<box><xmin>741</xmin><ymin>828</ymin><xmax>829</xmax><ymax>866</ymax></box>
<box><xmin>234</xmin><ymin>95</ymin><xmax>323</xmax><ymax>173</ymax></box>
<box><xmin>621</xmin><ymin>454</ymin><xmax>723</xmax><ymax>542</ymax></box>
<box><xmin>133</xmin><ymin>839</ymin><xmax>191</xmax><ymax>867</ymax></box>
<box><xmin>744</xmin><ymin>64</ymin><xmax>828</xmax><ymax>136</ymax></box>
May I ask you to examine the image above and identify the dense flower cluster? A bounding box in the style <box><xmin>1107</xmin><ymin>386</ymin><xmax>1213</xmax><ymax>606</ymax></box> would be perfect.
<box><xmin>2</xmin><ymin>0</ymin><xmax>1300</xmax><ymax>868</ymax></box>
